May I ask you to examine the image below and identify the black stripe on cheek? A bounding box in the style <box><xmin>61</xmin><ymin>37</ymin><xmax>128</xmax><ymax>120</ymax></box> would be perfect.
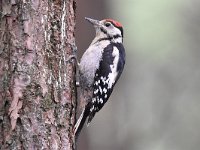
<box><xmin>100</xmin><ymin>27</ymin><xmax>107</xmax><ymax>35</ymax></box>
<box><xmin>113</xmin><ymin>34</ymin><xmax>121</xmax><ymax>39</ymax></box>
<box><xmin>95</xmin><ymin>34</ymin><xmax>122</xmax><ymax>44</ymax></box>
<box><xmin>100</xmin><ymin>27</ymin><xmax>122</xmax><ymax>39</ymax></box>
<box><xmin>97</xmin><ymin>37</ymin><xmax>111</xmax><ymax>43</ymax></box>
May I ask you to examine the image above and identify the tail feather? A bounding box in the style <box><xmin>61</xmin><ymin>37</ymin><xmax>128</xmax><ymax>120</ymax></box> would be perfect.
<box><xmin>74</xmin><ymin>88</ymin><xmax>93</xmax><ymax>137</ymax></box>
<box><xmin>74</xmin><ymin>105</ymin><xmax>90</xmax><ymax>137</ymax></box>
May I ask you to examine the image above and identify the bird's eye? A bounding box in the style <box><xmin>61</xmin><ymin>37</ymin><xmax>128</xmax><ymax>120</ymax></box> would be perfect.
<box><xmin>105</xmin><ymin>22</ymin><xmax>111</xmax><ymax>27</ymax></box>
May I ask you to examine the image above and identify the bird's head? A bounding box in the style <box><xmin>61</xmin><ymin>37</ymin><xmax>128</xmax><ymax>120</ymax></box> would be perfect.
<box><xmin>85</xmin><ymin>17</ymin><xmax>123</xmax><ymax>43</ymax></box>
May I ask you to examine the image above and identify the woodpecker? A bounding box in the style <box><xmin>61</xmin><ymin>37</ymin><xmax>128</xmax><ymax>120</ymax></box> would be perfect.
<box><xmin>74</xmin><ymin>17</ymin><xmax>125</xmax><ymax>136</ymax></box>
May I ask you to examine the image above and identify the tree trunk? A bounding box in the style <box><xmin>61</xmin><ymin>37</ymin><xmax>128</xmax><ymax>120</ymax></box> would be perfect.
<box><xmin>0</xmin><ymin>0</ymin><xmax>77</xmax><ymax>149</ymax></box>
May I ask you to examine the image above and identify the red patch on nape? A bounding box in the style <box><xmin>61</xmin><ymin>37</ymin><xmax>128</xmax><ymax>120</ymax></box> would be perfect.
<box><xmin>105</xmin><ymin>19</ymin><xmax>122</xmax><ymax>28</ymax></box>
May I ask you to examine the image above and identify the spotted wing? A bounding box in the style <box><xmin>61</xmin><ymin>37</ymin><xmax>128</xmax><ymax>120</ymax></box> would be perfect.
<box><xmin>87</xmin><ymin>43</ymin><xmax>125</xmax><ymax>124</ymax></box>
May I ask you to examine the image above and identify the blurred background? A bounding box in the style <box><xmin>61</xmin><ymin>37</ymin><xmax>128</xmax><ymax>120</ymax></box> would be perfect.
<box><xmin>75</xmin><ymin>0</ymin><xmax>200</xmax><ymax>150</ymax></box>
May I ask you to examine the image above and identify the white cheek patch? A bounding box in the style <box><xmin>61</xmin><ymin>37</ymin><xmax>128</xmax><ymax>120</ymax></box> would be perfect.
<box><xmin>107</xmin><ymin>46</ymin><xmax>119</xmax><ymax>89</ymax></box>
<box><xmin>108</xmin><ymin>27</ymin><xmax>122</xmax><ymax>43</ymax></box>
<box><xmin>109</xmin><ymin>26</ymin><xmax>121</xmax><ymax>36</ymax></box>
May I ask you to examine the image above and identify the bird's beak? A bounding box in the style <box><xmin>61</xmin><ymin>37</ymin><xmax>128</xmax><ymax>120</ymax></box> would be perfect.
<box><xmin>85</xmin><ymin>17</ymin><xmax>101</xmax><ymax>27</ymax></box>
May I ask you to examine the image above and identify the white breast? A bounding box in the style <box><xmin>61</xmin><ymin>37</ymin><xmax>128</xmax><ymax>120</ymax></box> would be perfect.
<box><xmin>80</xmin><ymin>40</ymin><xmax>110</xmax><ymax>86</ymax></box>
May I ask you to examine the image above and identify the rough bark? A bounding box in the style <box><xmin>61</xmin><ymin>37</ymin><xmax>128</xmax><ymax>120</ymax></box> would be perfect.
<box><xmin>0</xmin><ymin>0</ymin><xmax>76</xmax><ymax>149</ymax></box>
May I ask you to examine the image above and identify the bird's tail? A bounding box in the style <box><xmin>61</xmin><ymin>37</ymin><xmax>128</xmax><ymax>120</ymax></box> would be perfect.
<box><xmin>74</xmin><ymin>86</ymin><xmax>93</xmax><ymax>138</ymax></box>
<box><xmin>74</xmin><ymin>104</ymin><xmax>90</xmax><ymax>138</ymax></box>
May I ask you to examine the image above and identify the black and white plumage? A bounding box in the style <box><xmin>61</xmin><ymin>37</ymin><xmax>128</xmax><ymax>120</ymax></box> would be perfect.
<box><xmin>74</xmin><ymin>17</ymin><xmax>125</xmax><ymax>136</ymax></box>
